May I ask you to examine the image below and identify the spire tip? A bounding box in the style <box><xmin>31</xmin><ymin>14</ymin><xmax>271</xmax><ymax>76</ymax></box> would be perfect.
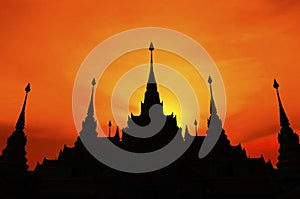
<box><xmin>91</xmin><ymin>78</ymin><xmax>96</xmax><ymax>86</ymax></box>
<box><xmin>273</xmin><ymin>79</ymin><xmax>279</xmax><ymax>89</ymax></box>
<box><xmin>194</xmin><ymin>119</ymin><xmax>198</xmax><ymax>126</ymax></box>
<box><xmin>149</xmin><ymin>42</ymin><xmax>154</xmax><ymax>51</ymax></box>
<box><xmin>208</xmin><ymin>76</ymin><xmax>212</xmax><ymax>84</ymax></box>
<box><xmin>25</xmin><ymin>83</ymin><xmax>31</xmax><ymax>93</ymax></box>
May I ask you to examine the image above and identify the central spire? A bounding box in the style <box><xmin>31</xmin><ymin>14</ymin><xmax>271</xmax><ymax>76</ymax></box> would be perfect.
<box><xmin>273</xmin><ymin>79</ymin><xmax>290</xmax><ymax>128</ymax></box>
<box><xmin>141</xmin><ymin>42</ymin><xmax>161</xmax><ymax>115</ymax></box>
<box><xmin>148</xmin><ymin>42</ymin><xmax>156</xmax><ymax>84</ymax></box>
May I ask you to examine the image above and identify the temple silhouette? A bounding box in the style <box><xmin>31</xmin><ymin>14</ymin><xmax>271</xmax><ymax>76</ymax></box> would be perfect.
<box><xmin>0</xmin><ymin>43</ymin><xmax>300</xmax><ymax>199</ymax></box>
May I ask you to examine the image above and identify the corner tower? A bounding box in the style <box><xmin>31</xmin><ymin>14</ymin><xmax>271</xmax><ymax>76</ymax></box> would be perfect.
<box><xmin>0</xmin><ymin>83</ymin><xmax>31</xmax><ymax>173</ymax></box>
<box><xmin>273</xmin><ymin>79</ymin><xmax>300</xmax><ymax>175</ymax></box>
<box><xmin>206</xmin><ymin>76</ymin><xmax>230</xmax><ymax>155</ymax></box>
<box><xmin>75</xmin><ymin>78</ymin><xmax>98</xmax><ymax>147</ymax></box>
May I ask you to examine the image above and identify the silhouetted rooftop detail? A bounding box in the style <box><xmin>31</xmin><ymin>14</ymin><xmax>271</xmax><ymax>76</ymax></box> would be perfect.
<box><xmin>87</xmin><ymin>78</ymin><xmax>96</xmax><ymax>118</ymax></box>
<box><xmin>194</xmin><ymin>119</ymin><xmax>198</xmax><ymax>136</ymax></box>
<box><xmin>136</xmin><ymin>42</ymin><xmax>162</xmax><ymax>117</ymax></box>
<box><xmin>148</xmin><ymin>42</ymin><xmax>156</xmax><ymax>84</ymax></box>
<box><xmin>0</xmin><ymin>83</ymin><xmax>30</xmax><ymax>173</ymax></box>
<box><xmin>149</xmin><ymin>42</ymin><xmax>154</xmax><ymax>51</ymax></box>
<box><xmin>207</xmin><ymin>76</ymin><xmax>222</xmax><ymax>130</ymax></box>
<box><xmin>15</xmin><ymin>83</ymin><xmax>31</xmax><ymax>131</ymax></box>
<box><xmin>114</xmin><ymin>126</ymin><xmax>121</xmax><ymax>141</ymax></box>
<box><xmin>205</xmin><ymin>76</ymin><xmax>231</xmax><ymax>155</ymax></box>
<box><xmin>208</xmin><ymin>75</ymin><xmax>217</xmax><ymax>116</ymax></box>
<box><xmin>108</xmin><ymin>120</ymin><xmax>112</xmax><ymax>137</ymax></box>
<box><xmin>79</xmin><ymin>78</ymin><xmax>98</xmax><ymax>138</ymax></box>
<box><xmin>274</xmin><ymin>79</ymin><xmax>300</xmax><ymax>185</ymax></box>
<box><xmin>184</xmin><ymin>124</ymin><xmax>192</xmax><ymax>141</ymax></box>
<box><xmin>273</xmin><ymin>79</ymin><xmax>290</xmax><ymax>128</ymax></box>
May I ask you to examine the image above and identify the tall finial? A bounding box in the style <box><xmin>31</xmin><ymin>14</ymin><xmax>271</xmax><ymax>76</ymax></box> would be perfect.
<box><xmin>208</xmin><ymin>76</ymin><xmax>217</xmax><ymax>115</ymax></box>
<box><xmin>78</xmin><ymin>78</ymin><xmax>98</xmax><ymax>139</ymax></box>
<box><xmin>273</xmin><ymin>79</ymin><xmax>279</xmax><ymax>89</ymax></box>
<box><xmin>148</xmin><ymin>42</ymin><xmax>156</xmax><ymax>84</ymax></box>
<box><xmin>91</xmin><ymin>78</ymin><xmax>96</xmax><ymax>86</ymax></box>
<box><xmin>149</xmin><ymin>42</ymin><xmax>154</xmax><ymax>51</ymax></box>
<box><xmin>194</xmin><ymin>119</ymin><xmax>198</xmax><ymax>136</ymax></box>
<box><xmin>87</xmin><ymin>78</ymin><xmax>96</xmax><ymax>117</ymax></box>
<box><xmin>15</xmin><ymin>83</ymin><xmax>31</xmax><ymax>131</ymax></box>
<box><xmin>25</xmin><ymin>84</ymin><xmax>31</xmax><ymax>93</ymax></box>
<box><xmin>273</xmin><ymin>79</ymin><xmax>290</xmax><ymax>127</ymax></box>
<box><xmin>208</xmin><ymin>76</ymin><xmax>212</xmax><ymax>84</ymax></box>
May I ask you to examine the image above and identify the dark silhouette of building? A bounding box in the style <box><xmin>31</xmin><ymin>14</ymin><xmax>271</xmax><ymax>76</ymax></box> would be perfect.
<box><xmin>0</xmin><ymin>83</ymin><xmax>30</xmax><ymax>174</ymax></box>
<box><xmin>273</xmin><ymin>79</ymin><xmax>300</xmax><ymax>194</ymax></box>
<box><xmin>0</xmin><ymin>84</ymin><xmax>33</xmax><ymax>199</ymax></box>
<box><xmin>32</xmin><ymin>43</ymin><xmax>279</xmax><ymax>199</ymax></box>
<box><xmin>0</xmin><ymin>43</ymin><xmax>300</xmax><ymax>199</ymax></box>
<box><xmin>121</xmin><ymin>42</ymin><xmax>179</xmax><ymax>153</ymax></box>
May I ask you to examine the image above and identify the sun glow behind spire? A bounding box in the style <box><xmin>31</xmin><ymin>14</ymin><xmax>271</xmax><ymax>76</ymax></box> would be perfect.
<box><xmin>94</xmin><ymin>49</ymin><xmax>210</xmax><ymax>135</ymax></box>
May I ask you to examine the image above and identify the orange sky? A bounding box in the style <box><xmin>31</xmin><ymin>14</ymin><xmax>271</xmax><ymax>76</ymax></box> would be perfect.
<box><xmin>0</xmin><ymin>0</ymin><xmax>300</xmax><ymax>170</ymax></box>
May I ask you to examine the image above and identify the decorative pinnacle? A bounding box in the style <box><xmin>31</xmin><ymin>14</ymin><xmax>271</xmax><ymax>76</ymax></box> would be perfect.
<box><xmin>273</xmin><ymin>79</ymin><xmax>290</xmax><ymax>128</ymax></box>
<box><xmin>208</xmin><ymin>76</ymin><xmax>212</xmax><ymax>84</ymax></box>
<box><xmin>15</xmin><ymin>83</ymin><xmax>31</xmax><ymax>131</ymax></box>
<box><xmin>194</xmin><ymin>119</ymin><xmax>198</xmax><ymax>126</ymax></box>
<box><xmin>87</xmin><ymin>78</ymin><xmax>96</xmax><ymax>117</ymax></box>
<box><xmin>91</xmin><ymin>78</ymin><xmax>96</xmax><ymax>86</ymax></box>
<box><xmin>148</xmin><ymin>42</ymin><xmax>156</xmax><ymax>84</ymax></box>
<box><xmin>273</xmin><ymin>79</ymin><xmax>279</xmax><ymax>89</ymax></box>
<box><xmin>25</xmin><ymin>83</ymin><xmax>31</xmax><ymax>93</ymax></box>
<box><xmin>149</xmin><ymin>42</ymin><xmax>154</xmax><ymax>51</ymax></box>
<box><xmin>208</xmin><ymin>75</ymin><xmax>217</xmax><ymax>117</ymax></box>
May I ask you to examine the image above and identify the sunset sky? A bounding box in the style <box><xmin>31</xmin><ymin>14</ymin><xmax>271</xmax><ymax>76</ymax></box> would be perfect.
<box><xmin>0</xmin><ymin>0</ymin><xmax>300</xmax><ymax>170</ymax></box>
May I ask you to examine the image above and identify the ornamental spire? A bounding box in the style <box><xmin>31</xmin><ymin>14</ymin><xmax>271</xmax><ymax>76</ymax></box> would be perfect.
<box><xmin>273</xmin><ymin>79</ymin><xmax>290</xmax><ymax>127</ymax></box>
<box><xmin>208</xmin><ymin>76</ymin><xmax>217</xmax><ymax>116</ymax></box>
<box><xmin>15</xmin><ymin>83</ymin><xmax>31</xmax><ymax>131</ymax></box>
<box><xmin>141</xmin><ymin>42</ymin><xmax>162</xmax><ymax>115</ymax></box>
<box><xmin>148</xmin><ymin>42</ymin><xmax>156</xmax><ymax>84</ymax></box>
<box><xmin>87</xmin><ymin>78</ymin><xmax>96</xmax><ymax>117</ymax></box>
<box><xmin>79</xmin><ymin>78</ymin><xmax>97</xmax><ymax>138</ymax></box>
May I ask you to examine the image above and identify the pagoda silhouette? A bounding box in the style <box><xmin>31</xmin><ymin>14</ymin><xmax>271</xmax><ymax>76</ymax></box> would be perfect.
<box><xmin>120</xmin><ymin>42</ymin><xmax>179</xmax><ymax>153</ymax></box>
<box><xmin>273</xmin><ymin>79</ymin><xmax>300</xmax><ymax>194</ymax></box>
<box><xmin>0</xmin><ymin>43</ymin><xmax>300</xmax><ymax>199</ymax></box>
<box><xmin>0</xmin><ymin>84</ymin><xmax>30</xmax><ymax>175</ymax></box>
